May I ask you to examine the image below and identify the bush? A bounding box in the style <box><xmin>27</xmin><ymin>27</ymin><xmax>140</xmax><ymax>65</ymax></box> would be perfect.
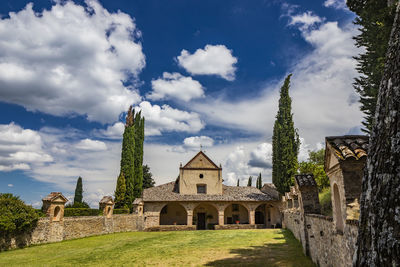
<box><xmin>319</xmin><ymin>187</ymin><xmax>332</xmax><ymax>216</ymax></box>
<box><xmin>113</xmin><ymin>208</ymin><xmax>130</xmax><ymax>214</ymax></box>
<box><xmin>35</xmin><ymin>209</ymin><xmax>46</xmax><ymax>217</ymax></box>
<box><xmin>65</xmin><ymin>201</ymin><xmax>90</xmax><ymax>209</ymax></box>
<box><xmin>0</xmin><ymin>193</ymin><xmax>39</xmax><ymax>235</ymax></box>
<box><xmin>64</xmin><ymin>208</ymin><xmax>101</xmax><ymax>217</ymax></box>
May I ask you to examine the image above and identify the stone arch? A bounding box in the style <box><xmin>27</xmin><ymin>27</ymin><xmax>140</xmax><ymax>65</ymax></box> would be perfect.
<box><xmin>53</xmin><ymin>206</ymin><xmax>61</xmax><ymax>222</ymax></box>
<box><xmin>106</xmin><ymin>206</ymin><xmax>112</xmax><ymax>217</ymax></box>
<box><xmin>193</xmin><ymin>203</ymin><xmax>218</xmax><ymax>230</ymax></box>
<box><xmin>224</xmin><ymin>203</ymin><xmax>249</xmax><ymax>224</ymax></box>
<box><xmin>160</xmin><ymin>203</ymin><xmax>187</xmax><ymax>225</ymax></box>
<box><xmin>333</xmin><ymin>183</ymin><xmax>344</xmax><ymax>232</ymax></box>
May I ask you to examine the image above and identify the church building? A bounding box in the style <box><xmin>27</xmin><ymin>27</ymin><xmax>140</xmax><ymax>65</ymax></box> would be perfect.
<box><xmin>137</xmin><ymin>151</ymin><xmax>282</xmax><ymax>230</ymax></box>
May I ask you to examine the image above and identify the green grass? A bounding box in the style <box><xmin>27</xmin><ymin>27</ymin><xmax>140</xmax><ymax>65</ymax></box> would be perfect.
<box><xmin>0</xmin><ymin>229</ymin><xmax>315</xmax><ymax>267</ymax></box>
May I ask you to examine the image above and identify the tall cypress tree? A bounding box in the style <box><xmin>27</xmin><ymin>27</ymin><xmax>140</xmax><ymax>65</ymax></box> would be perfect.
<box><xmin>114</xmin><ymin>172</ymin><xmax>127</xmax><ymax>209</ymax></box>
<box><xmin>133</xmin><ymin>112</ymin><xmax>144</xmax><ymax>198</ymax></box>
<box><xmin>120</xmin><ymin>106</ymin><xmax>135</xmax><ymax>211</ymax></box>
<box><xmin>237</xmin><ymin>179</ymin><xmax>240</xmax><ymax>187</ymax></box>
<box><xmin>247</xmin><ymin>176</ymin><xmax>252</xmax><ymax>187</ymax></box>
<box><xmin>257</xmin><ymin>173</ymin><xmax>262</xmax><ymax>189</ymax></box>
<box><xmin>73</xmin><ymin>177</ymin><xmax>83</xmax><ymax>204</ymax></box>
<box><xmin>347</xmin><ymin>0</ymin><xmax>396</xmax><ymax>133</ymax></box>
<box><xmin>272</xmin><ymin>74</ymin><xmax>300</xmax><ymax>194</ymax></box>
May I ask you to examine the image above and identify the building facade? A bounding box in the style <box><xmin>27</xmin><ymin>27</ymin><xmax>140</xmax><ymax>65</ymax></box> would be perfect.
<box><xmin>138</xmin><ymin>151</ymin><xmax>282</xmax><ymax>230</ymax></box>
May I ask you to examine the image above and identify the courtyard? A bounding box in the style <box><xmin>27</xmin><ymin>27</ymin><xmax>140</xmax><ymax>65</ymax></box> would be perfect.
<box><xmin>0</xmin><ymin>229</ymin><xmax>314</xmax><ymax>267</ymax></box>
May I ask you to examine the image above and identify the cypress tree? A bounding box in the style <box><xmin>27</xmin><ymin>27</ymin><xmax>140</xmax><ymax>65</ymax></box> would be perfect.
<box><xmin>133</xmin><ymin>112</ymin><xmax>144</xmax><ymax>198</ymax></box>
<box><xmin>114</xmin><ymin>172</ymin><xmax>127</xmax><ymax>209</ymax></box>
<box><xmin>247</xmin><ymin>176</ymin><xmax>252</xmax><ymax>187</ymax></box>
<box><xmin>257</xmin><ymin>173</ymin><xmax>262</xmax><ymax>189</ymax></box>
<box><xmin>73</xmin><ymin>177</ymin><xmax>83</xmax><ymax>204</ymax></box>
<box><xmin>237</xmin><ymin>179</ymin><xmax>240</xmax><ymax>186</ymax></box>
<box><xmin>120</xmin><ymin>106</ymin><xmax>135</xmax><ymax>211</ymax></box>
<box><xmin>272</xmin><ymin>74</ymin><xmax>300</xmax><ymax>194</ymax></box>
<box><xmin>347</xmin><ymin>0</ymin><xmax>396</xmax><ymax>133</ymax></box>
<box><xmin>142</xmin><ymin>165</ymin><xmax>155</xmax><ymax>189</ymax></box>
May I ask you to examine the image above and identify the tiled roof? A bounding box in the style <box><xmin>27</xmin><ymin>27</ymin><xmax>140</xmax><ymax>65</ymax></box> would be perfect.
<box><xmin>42</xmin><ymin>192</ymin><xmax>68</xmax><ymax>202</ymax></box>
<box><xmin>99</xmin><ymin>196</ymin><xmax>114</xmax><ymax>204</ymax></box>
<box><xmin>295</xmin><ymin>174</ymin><xmax>317</xmax><ymax>187</ymax></box>
<box><xmin>133</xmin><ymin>198</ymin><xmax>143</xmax><ymax>205</ymax></box>
<box><xmin>326</xmin><ymin>135</ymin><xmax>368</xmax><ymax>160</ymax></box>
<box><xmin>143</xmin><ymin>182</ymin><xmax>279</xmax><ymax>202</ymax></box>
<box><xmin>260</xmin><ymin>183</ymin><xmax>280</xmax><ymax>199</ymax></box>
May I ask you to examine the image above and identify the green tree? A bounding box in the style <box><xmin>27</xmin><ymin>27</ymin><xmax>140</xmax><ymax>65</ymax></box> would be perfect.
<box><xmin>237</xmin><ymin>179</ymin><xmax>240</xmax><ymax>186</ymax></box>
<box><xmin>298</xmin><ymin>149</ymin><xmax>329</xmax><ymax>191</ymax></box>
<box><xmin>114</xmin><ymin>172</ymin><xmax>127</xmax><ymax>209</ymax></box>
<box><xmin>134</xmin><ymin>111</ymin><xmax>145</xmax><ymax>198</ymax></box>
<box><xmin>0</xmin><ymin>193</ymin><xmax>39</xmax><ymax>235</ymax></box>
<box><xmin>120</xmin><ymin>106</ymin><xmax>135</xmax><ymax>211</ymax></box>
<box><xmin>142</xmin><ymin>165</ymin><xmax>155</xmax><ymax>189</ymax></box>
<box><xmin>247</xmin><ymin>176</ymin><xmax>252</xmax><ymax>187</ymax></box>
<box><xmin>256</xmin><ymin>173</ymin><xmax>262</xmax><ymax>189</ymax></box>
<box><xmin>272</xmin><ymin>74</ymin><xmax>300</xmax><ymax>195</ymax></box>
<box><xmin>73</xmin><ymin>177</ymin><xmax>83</xmax><ymax>204</ymax></box>
<box><xmin>347</xmin><ymin>0</ymin><xmax>396</xmax><ymax>133</ymax></box>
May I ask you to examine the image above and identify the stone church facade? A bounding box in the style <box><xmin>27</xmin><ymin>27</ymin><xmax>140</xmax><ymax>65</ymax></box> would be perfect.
<box><xmin>136</xmin><ymin>151</ymin><xmax>282</xmax><ymax>230</ymax></box>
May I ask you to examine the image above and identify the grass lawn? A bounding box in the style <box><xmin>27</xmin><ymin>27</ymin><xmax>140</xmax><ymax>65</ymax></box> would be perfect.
<box><xmin>0</xmin><ymin>229</ymin><xmax>314</xmax><ymax>267</ymax></box>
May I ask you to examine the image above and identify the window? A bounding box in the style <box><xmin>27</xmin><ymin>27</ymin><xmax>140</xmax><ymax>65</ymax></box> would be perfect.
<box><xmin>197</xmin><ymin>184</ymin><xmax>206</xmax><ymax>194</ymax></box>
<box><xmin>232</xmin><ymin>204</ymin><xmax>239</xmax><ymax>212</ymax></box>
<box><xmin>199</xmin><ymin>174</ymin><xmax>204</xmax><ymax>178</ymax></box>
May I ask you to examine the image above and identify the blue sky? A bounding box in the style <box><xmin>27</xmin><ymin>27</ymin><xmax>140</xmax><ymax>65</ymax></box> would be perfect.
<box><xmin>0</xmin><ymin>0</ymin><xmax>363</xmax><ymax>207</ymax></box>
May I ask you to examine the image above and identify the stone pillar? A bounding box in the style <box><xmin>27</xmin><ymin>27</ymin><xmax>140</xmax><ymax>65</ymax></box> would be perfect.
<box><xmin>218</xmin><ymin>211</ymin><xmax>224</xmax><ymax>225</ymax></box>
<box><xmin>42</xmin><ymin>192</ymin><xmax>68</xmax><ymax>223</ymax></box>
<box><xmin>187</xmin><ymin>210</ymin><xmax>193</xmax><ymax>226</ymax></box>
<box><xmin>294</xmin><ymin>174</ymin><xmax>320</xmax><ymax>214</ymax></box>
<box><xmin>99</xmin><ymin>196</ymin><xmax>114</xmax><ymax>218</ymax></box>
<box><xmin>249</xmin><ymin>210</ymin><xmax>255</xmax><ymax>225</ymax></box>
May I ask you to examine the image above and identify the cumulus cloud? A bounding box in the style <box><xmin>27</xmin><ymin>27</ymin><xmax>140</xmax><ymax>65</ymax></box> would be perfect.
<box><xmin>189</xmin><ymin>17</ymin><xmax>362</xmax><ymax>146</ymax></box>
<box><xmin>0</xmin><ymin>1</ymin><xmax>145</xmax><ymax>123</ymax></box>
<box><xmin>324</xmin><ymin>0</ymin><xmax>347</xmax><ymax>10</ymax></box>
<box><xmin>135</xmin><ymin>101</ymin><xmax>204</xmax><ymax>136</ymax></box>
<box><xmin>170</xmin><ymin>136</ymin><xmax>214</xmax><ymax>153</ymax></box>
<box><xmin>0</xmin><ymin>123</ymin><xmax>53</xmax><ymax>171</ymax></box>
<box><xmin>177</xmin><ymin>45</ymin><xmax>237</xmax><ymax>81</ymax></box>
<box><xmin>7</xmin><ymin>184</ymin><xmax>13</xmax><ymax>187</ymax></box>
<box><xmin>248</xmin><ymin>143</ymin><xmax>273</xmax><ymax>169</ymax></box>
<box><xmin>148</xmin><ymin>72</ymin><xmax>205</xmax><ymax>101</ymax></box>
<box><xmin>94</xmin><ymin>122</ymin><xmax>125</xmax><ymax>140</ymax></box>
<box><xmin>75</xmin><ymin>139</ymin><xmax>107</xmax><ymax>151</ymax></box>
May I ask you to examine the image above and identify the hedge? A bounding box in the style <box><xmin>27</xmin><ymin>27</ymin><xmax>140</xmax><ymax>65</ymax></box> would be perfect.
<box><xmin>64</xmin><ymin>208</ymin><xmax>102</xmax><ymax>217</ymax></box>
<box><xmin>113</xmin><ymin>208</ymin><xmax>130</xmax><ymax>214</ymax></box>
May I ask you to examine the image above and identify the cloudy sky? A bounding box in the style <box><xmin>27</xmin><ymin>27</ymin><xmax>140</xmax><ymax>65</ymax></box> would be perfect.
<box><xmin>0</xmin><ymin>0</ymin><xmax>363</xmax><ymax>207</ymax></box>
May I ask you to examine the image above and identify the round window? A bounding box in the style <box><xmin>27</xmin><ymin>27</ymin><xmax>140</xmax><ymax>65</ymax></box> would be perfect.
<box><xmin>199</xmin><ymin>174</ymin><xmax>204</xmax><ymax>178</ymax></box>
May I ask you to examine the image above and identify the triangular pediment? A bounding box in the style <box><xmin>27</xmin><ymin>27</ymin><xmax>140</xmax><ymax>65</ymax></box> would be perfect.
<box><xmin>183</xmin><ymin>151</ymin><xmax>220</xmax><ymax>169</ymax></box>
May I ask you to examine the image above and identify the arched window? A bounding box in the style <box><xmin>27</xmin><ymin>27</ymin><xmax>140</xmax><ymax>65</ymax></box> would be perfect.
<box><xmin>53</xmin><ymin>206</ymin><xmax>61</xmax><ymax>221</ymax></box>
<box><xmin>333</xmin><ymin>184</ymin><xmax>344</xmax><ymax>232</ymax></box>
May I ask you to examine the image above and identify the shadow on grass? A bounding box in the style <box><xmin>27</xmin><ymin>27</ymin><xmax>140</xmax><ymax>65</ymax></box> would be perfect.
<box><xmin>204</xmin><ymin>230</ymin><xmax>315</xmax><ymax>267</ymax></box>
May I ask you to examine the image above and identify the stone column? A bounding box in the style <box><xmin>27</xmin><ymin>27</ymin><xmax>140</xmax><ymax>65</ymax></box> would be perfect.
<box><xmin>218</xmin><ymin>211</ymin><xmax>224</xmax><ymax>225</ymax></box>
<box><xmin>249</xmin><ymin>210</ymin><xmax>255</xmax><ymax>225</ymax></box>
<box><xmin>187</xmin><ymin>210</ymin><xmax>193</xmax><ymax>226</ymax></box>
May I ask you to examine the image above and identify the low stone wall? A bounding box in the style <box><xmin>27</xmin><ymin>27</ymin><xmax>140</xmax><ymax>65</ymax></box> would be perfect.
<box><xmin>0</xmin><ymin>214</ymin><xmax>144</xmax><ymax>251</ymax></box>
<box><xmin>283</xmin><ymin>211</ymin><xmax>358</xmax><ymax>267</ymax></box>
<box><xmin>144</xmin><ymin>225</ymin><xmax>196</xmax><ymax>232</ymax></box>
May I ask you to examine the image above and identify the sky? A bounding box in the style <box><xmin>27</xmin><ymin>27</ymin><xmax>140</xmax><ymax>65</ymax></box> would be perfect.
<box><xmin>0</xmin><ymin>0</ymin><xmax>363</xmax><ymax>207</ymax></box>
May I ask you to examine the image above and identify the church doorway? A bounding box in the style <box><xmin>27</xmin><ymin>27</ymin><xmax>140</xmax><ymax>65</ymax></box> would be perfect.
<box><xmin>197</xmin><ymin>213</ymin><xmax>206</xmax><ymax>230</ymax></box>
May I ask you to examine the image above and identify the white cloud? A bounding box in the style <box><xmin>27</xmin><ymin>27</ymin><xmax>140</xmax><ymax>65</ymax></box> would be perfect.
<box><xmin>248</xmin><ymin>143</ymin><xmax>273</xmax><ymax>169</ymax></box>
<box><xmin>135</xmin><ymin>101</ymin><xmax>204</xmax><ymax>136</ymax></box>
<box><xmin>0</xmin><ymin>1</ymin><xmax>145</xmax><ymax>123</ymax></box>
<box><xmin>170</xmin><ymin>136</ymin><xmax>214</xmax><ymax>153</ymax></box>
<box><xmin>95</xmin><ymin>122</ymin><xmax>125</xmax><ymax>140</ymax></box>
<box><xmin>148</xmin><ymin>72</ymin><xmax>205</xmax><ymax>101</ymax></box>
<box><xmin>324</xmin><ymin>0</ymin><xmax>347</xmax><ymax>10</ymax></box>
<box><xmin>0</xmin><ymin>123</ymin><xmax>53</xmax><ymax>171</ymax></box>
<box><xmin>289</xmin><ymin>11</ymin><xmax>323</xmax><ymax>30</ymax></box>
<box><xmin>7</xmin><ymin>184</ymin><xmax>13</xmax><ymax>187</ymax></box>
<box><xmin>75</xmin><ymin>139</ymin><xmax>107</xmax><ymax>151</ymax></box>
<box><xmin>177</xmin><ymin>44</ymin><xmax>238</xmax><ymax>81</ymax></box>
<box><xmin>189</xmin><ymin>18</ymin><xmax>362</xmax><ymax>146</ymax></box>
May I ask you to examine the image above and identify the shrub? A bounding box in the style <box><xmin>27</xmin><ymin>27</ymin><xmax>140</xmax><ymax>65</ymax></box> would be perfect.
<box><xmin>35</xmin><ymin>209</ymin><xmax>46</xmax><ymax>217</ymax></box>
<box><xmin>113</xmin><ymin>208</ymin><xmax>130</xmax><ymax>214</ymax></box>
<box><xmin>64</xmin><ymin>208</ymin><xmax>101</xmax><ymax>217</ymax></box>
<box><xmin>0</xmin><ymin>193</ymin><xmax>39</xmax><ymax>235</ymax></box>
<box><xmin>65</xmin><ymin>201</ymin><xmax>90</xmax><ymax>209</ymax></box>
<box><xmin>319</xmin><ymin>187</ymin><xmax>332</xmax><ymax>216</ymax></box>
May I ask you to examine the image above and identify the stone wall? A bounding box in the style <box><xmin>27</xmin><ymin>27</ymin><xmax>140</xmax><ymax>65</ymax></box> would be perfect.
<box><xmin>283</xmin><ymin>210</ymin><xmax>358</xmax><ymax>267</ymax></box>
<box><xmin>0</xmin><ymin>214</ymin><xmax>144</xmax><ymax>251</ymax></box>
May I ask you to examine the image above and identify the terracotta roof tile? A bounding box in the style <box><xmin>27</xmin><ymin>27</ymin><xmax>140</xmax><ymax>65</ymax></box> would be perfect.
<box><xmin>42</xmin><ymin>192</ymin><xmax>68</xmax><ymax>202</ymax></box>
<box><xmin>326</xmin><ymin>135</ymin><xmax>368</xmax><ymax>161</ymax></box>
<box><xmin>295</xmin><ymin>174</ymin><xmax>317</xmax><ymax>187</ymax></box>
<box><xmin>99</xmin><ymin>196</ymin><xmax>114</xmax><ymax>204</ymax></box>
